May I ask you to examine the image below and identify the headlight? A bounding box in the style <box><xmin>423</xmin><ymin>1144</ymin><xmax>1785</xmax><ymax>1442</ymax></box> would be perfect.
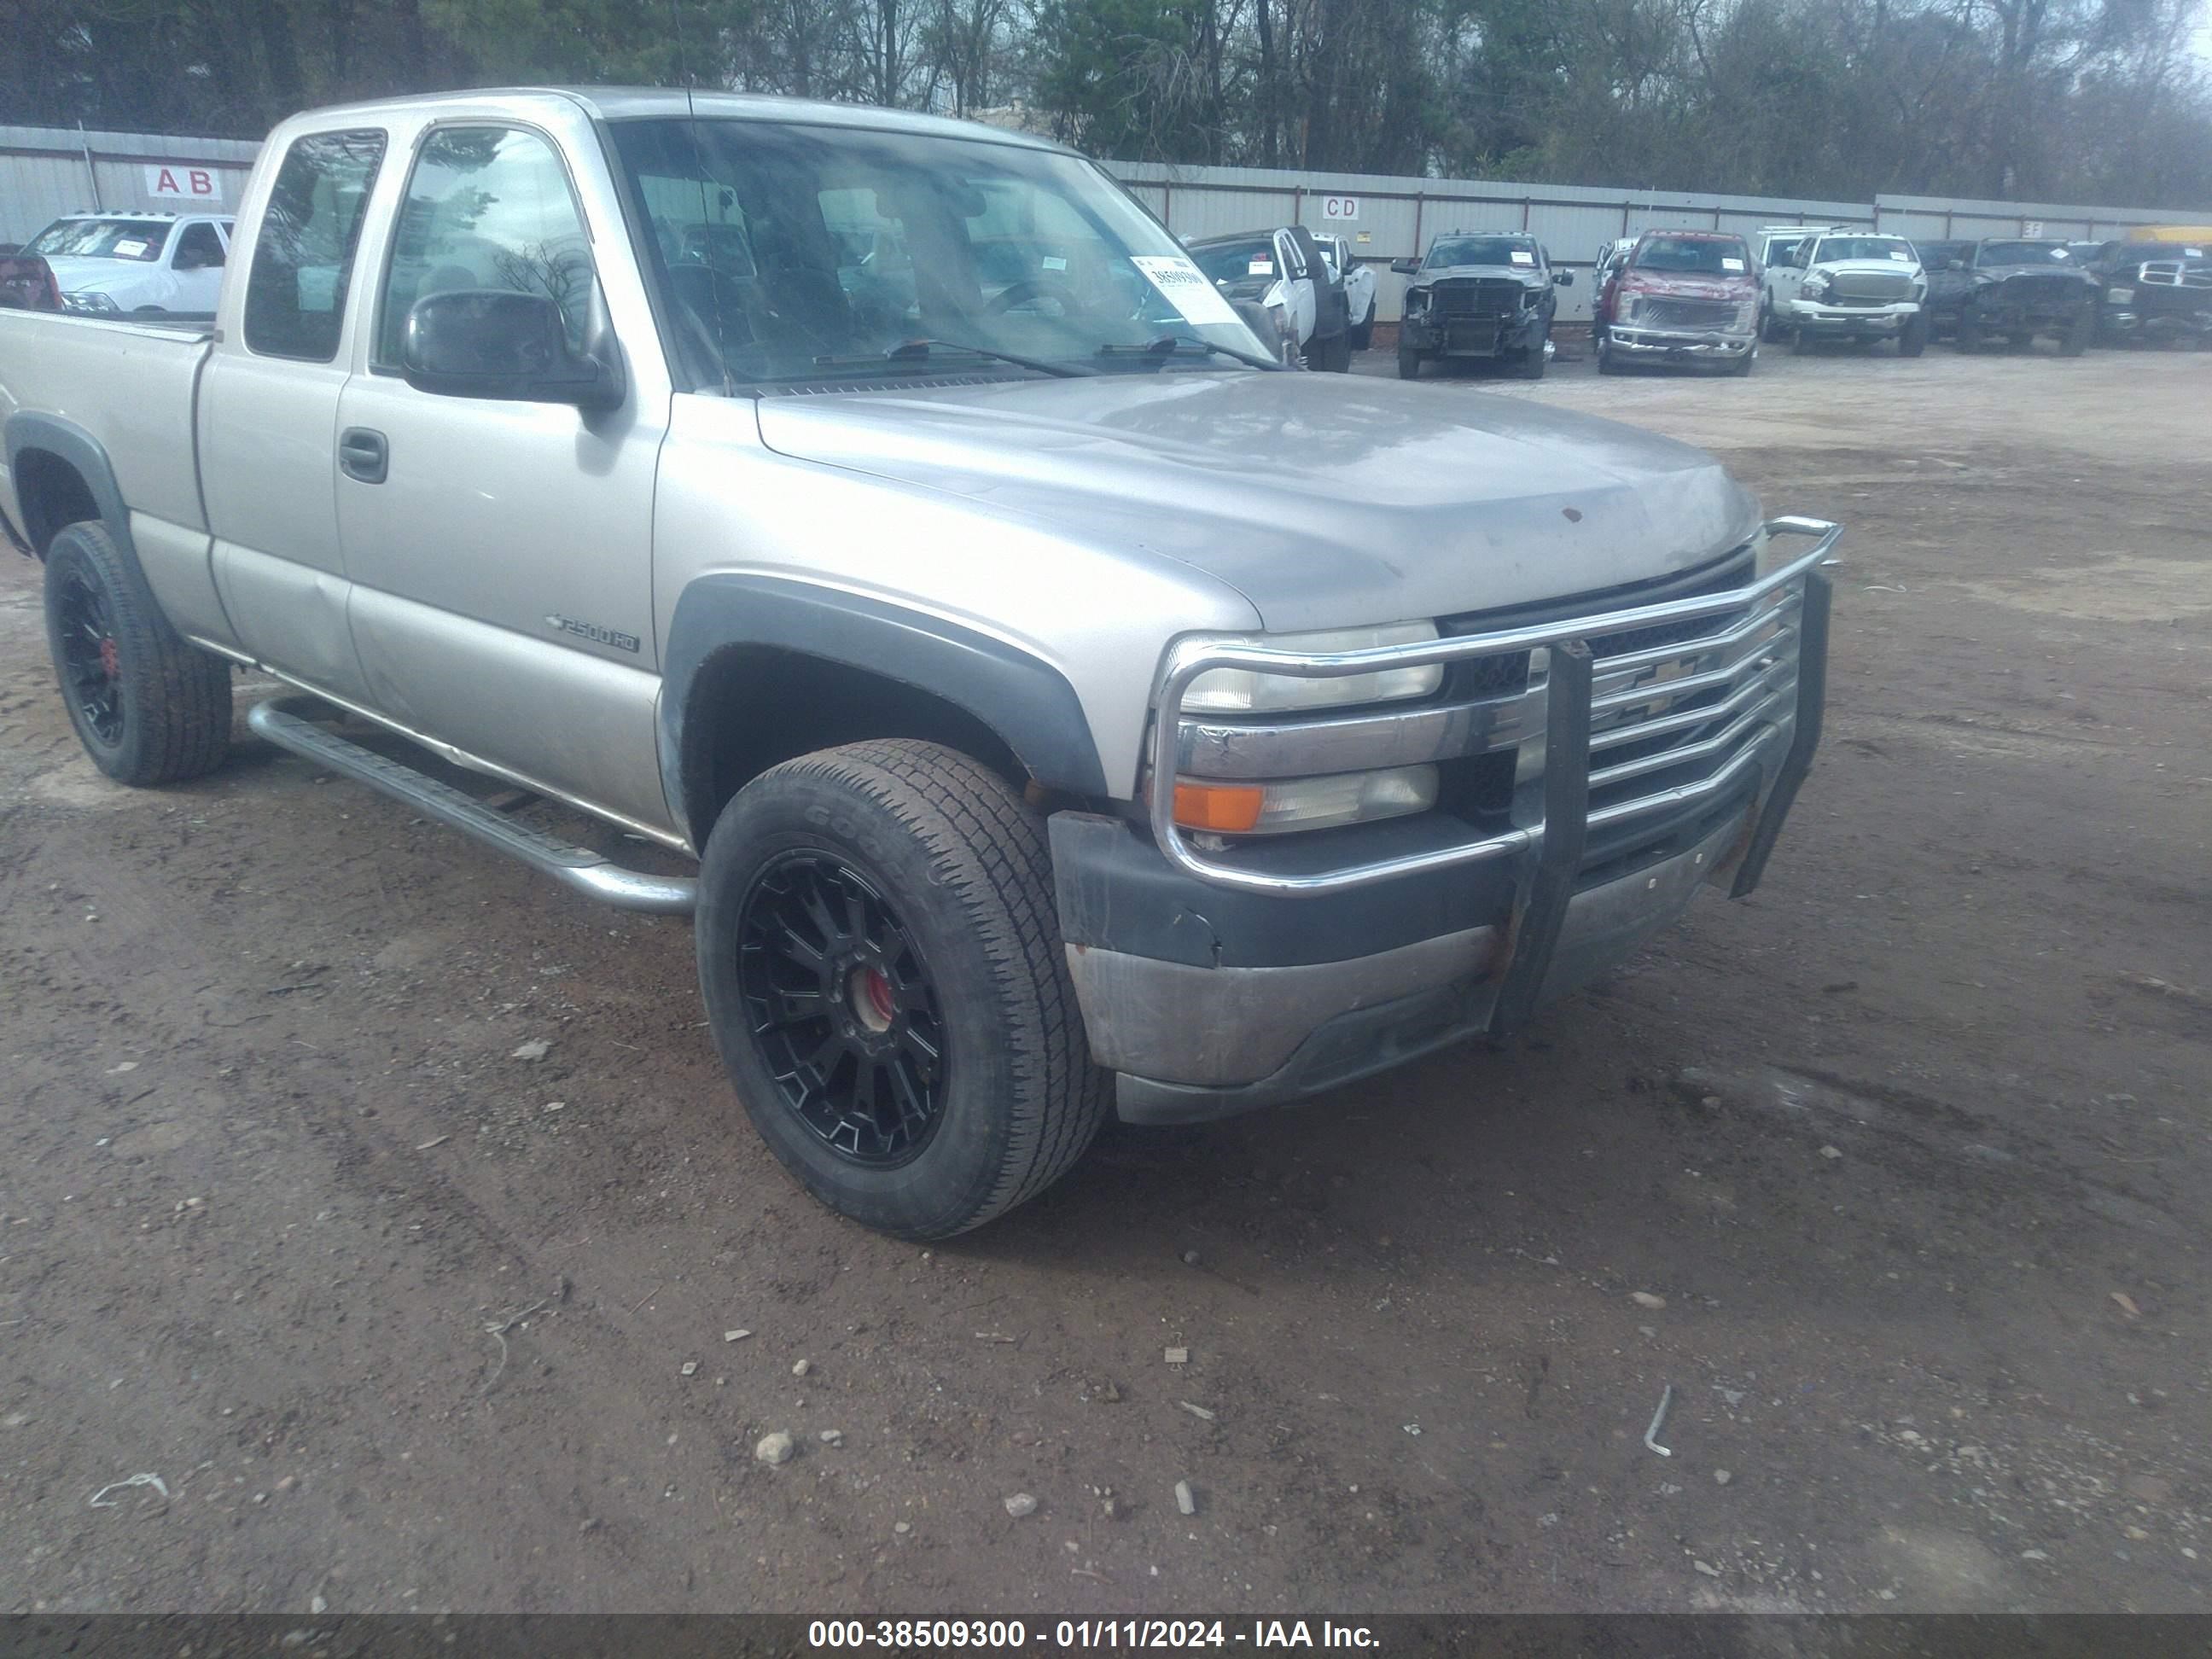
<box><xmin>1801</xmin><ymin>273</ymin><xmax>1831</xmax><ymax>301</ymax></box>
<box><xmin>1172</xmin><ymin>765</ymin><xmax>1440</xmax><ymax>835</ymax></box>
<box><xmin>1183</xmin><ymin>622</ymin><xmax>1445</xmax><ymax>713</ymax></box>
<box><xmin>63</xmin><ymin>290</ymin><xmax>119</xmax><ymax>314</ymax></box>
<box><xmin>1405</xmin><ymin>287</ymin><xmax>1429</xmax><ymax>315</ymax></box>
<box><xmin>2107</xmin><ymin>286</ymin><xmax>2134</xmax><ymax>304</ymax></box>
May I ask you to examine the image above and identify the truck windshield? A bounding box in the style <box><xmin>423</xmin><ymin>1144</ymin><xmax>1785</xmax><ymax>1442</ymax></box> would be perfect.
<box><xmin>608</xmin><ymin>119</ymin><xmax>1272</xmax><ymax>386</ymax></box>
<box><xmin>1979</xmin><ymin>242</ymin><xmax>2073</xmax><ymax>265</ymax></box>
<box><xmin>24</xmin><ymin>218</ymin><xmax>172</xmax><ymax>262</ymax></box>
<box><xmin>1633</xmin><ymin>236</ymin><xmax>1749</xmax><ymax>274</ymax></box>
<box><xmin>1188</xmin><ymin>238</ymin><xmax>1276</xmax><ymax>283</ymax></box>
<box><xmin>1815</xmin><ymin>236</ymin><xmax>1914</xmax><ymax>263</ymax></box>
<box><xmin>1424</xmin><ymin>237</ymin><xmax>1536</xmax><ymax>268</ymax></box>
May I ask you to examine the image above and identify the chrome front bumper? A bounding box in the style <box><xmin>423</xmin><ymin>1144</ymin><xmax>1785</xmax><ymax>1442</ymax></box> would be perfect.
<box><xmin>1605</xmin><ymin>328</ymin><xmax>1755</xmax><ymax>358</ymax></box>
<box><xmin>1786</xmin><ymin>300</ymin><xmax>1914</xmax><ymax>330</ymax></box>
<box><xmin>1073</xmin><ymin>517</ymin><xmax>1842</xmax><ymax>1121</ymax></box>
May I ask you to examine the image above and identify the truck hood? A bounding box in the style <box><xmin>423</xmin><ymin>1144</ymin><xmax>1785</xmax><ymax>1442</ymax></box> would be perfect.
<box><xmin>1974</xmin><ymin>263</ymin><xmax>2098</xmax><ymax>285</ymax></box>
<box><xmin>40</xmin><ymin>256</ymin><xmax>154</xmax><ymax>294</ymax></box>
<box><xmin>1810</xmin><ymin>257</ymin><xmax>1922</xmax><ymax>279</ymax></box>
<box><xmin>1621</xmin><ymin>271</ymin><xmax>1758</xmax><ymax>302</ymax></box>
<box><xmin>754</xmin><ymin>370</ymin><xmax>1763</xmax><ymax>633</ymax></box>
<box><xmin>1414</xmin><ymin>263</ymin><xmax>1550</xmax><ymax>290</ymax></box>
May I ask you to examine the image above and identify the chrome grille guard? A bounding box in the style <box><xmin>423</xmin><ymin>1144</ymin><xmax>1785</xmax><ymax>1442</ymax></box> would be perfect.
<box><xmin>1146</xmin><ymin>515</ymin><xmax>1842</xmax><ymax>900</ymax></box>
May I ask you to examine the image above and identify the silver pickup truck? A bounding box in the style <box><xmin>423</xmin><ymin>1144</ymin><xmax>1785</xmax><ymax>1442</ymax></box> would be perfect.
<box><xmin>1</xmin><ymin>89</ymin><xmax>1839</xmax><ymax>1237</ymax></box>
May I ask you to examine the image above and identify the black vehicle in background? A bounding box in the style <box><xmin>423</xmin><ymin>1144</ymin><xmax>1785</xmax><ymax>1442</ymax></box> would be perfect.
<box><xmin>1391</xmin><ymin>231</ymin><xmax>1570</xmax><ymax>380</ymax></box>
<box><xmin>2078</xmin><ymin>238</ymin><xmax>2212</xmax><ymax>347</ymax></box>
<box><xmin>1936</xmin><ymin>240</ymin><xmax>2099</xmax><ymax>353</ymax></box>
<box><xmin>1911</xmin><ymin>240</ymin><xmax>1979</xmax><ymax>338</ymax></box>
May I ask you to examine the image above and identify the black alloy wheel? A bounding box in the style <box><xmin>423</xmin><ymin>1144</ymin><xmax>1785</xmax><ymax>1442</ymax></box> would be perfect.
<box><xmin>55</xmin><ymin>563</ymin><xmax>126</xmax><ymax>749</ymax></box>
<box><xmin>735</xmin><ymin>851</ymin><xmax>948</xmax><ymax>1167</ymax></box>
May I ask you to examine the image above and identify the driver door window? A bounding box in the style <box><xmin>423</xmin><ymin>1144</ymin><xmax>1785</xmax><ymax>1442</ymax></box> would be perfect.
<box><xmin>376</xmin><ymin>125</ymin><xmax>595</xmax><ymax>368</ymax></box>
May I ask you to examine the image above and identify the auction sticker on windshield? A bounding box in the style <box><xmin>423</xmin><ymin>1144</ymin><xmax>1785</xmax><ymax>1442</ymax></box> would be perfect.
<box><xmin>1722</xmin><ymin>257</ymin><xmax>1745</xmax><ymax>271</ymax></box>
<box><xmin>1131</xmin><ymin>255</ymin><xmax>1243</xmax><ymax>326</ymax></box>
<box><xmin>1510</xmin><ymin>250</ymin><xmax>1534</xmax><ymax>265</ymax></box>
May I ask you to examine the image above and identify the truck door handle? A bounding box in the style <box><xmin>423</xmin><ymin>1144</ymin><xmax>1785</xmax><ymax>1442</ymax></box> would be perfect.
<box><xmin>339</xmin><ymin>427</ymin><xmax>388</xmax><ymax>485</ymax></box>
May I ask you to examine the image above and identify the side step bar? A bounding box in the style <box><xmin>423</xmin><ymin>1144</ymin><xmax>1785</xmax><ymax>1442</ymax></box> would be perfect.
<box><xmin>247</xmin><ymin>697</ymin><xmax>696</xmax><ymax>916</ymax></box>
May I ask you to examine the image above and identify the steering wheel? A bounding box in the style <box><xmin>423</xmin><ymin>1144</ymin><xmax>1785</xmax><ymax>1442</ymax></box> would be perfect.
<box><xmin>987</xmin><ymin>278</ymin><xmax>1083</xmax><ymax>318</ymax></box>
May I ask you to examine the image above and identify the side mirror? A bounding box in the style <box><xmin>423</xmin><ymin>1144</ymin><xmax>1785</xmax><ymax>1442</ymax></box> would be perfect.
<box><xmin>1553</xmin><ymin>270</ymin><xmax>1574</xmax><ymax>287</ymax></box>
<box><xmin>1390</xmin><ymin>258</ymin><xmax>1419</xmax><ymax>276</ymax></box>
<box><xmin>403</xmin><ymin>288</ymin><xmax>624</xmax><ymax>410</ymax></box>
<box><xmin>1946</xmin><ymin>258</ymin><xmax>1966</xmax><ymax>271</ymax></box>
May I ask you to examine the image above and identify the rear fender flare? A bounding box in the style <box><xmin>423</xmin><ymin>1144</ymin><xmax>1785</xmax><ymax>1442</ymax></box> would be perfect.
<box><xmin>4</xmin><ymin>413</ymin><xmax>137</xmax><ymax>562</ymax></box>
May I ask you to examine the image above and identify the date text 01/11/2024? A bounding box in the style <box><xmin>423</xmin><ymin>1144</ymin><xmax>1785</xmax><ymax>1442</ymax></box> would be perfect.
<box><xmin>806</xmin><ymin>1620</ymin><xmax>1382</xmax><ymax>1649</ymax></box>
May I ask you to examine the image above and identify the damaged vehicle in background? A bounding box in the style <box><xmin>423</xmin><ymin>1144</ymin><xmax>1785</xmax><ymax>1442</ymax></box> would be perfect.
<box><xmin>1763</xmin><ymin>230</ymin><xmax>1928</xmax><ymax>356</ymax></box>
<box><xmin>1391</xmin><ymin>231</ymin><xmax>1569</xmax><ymax>381</ymax></box>
<box><xmin>1187</xmin><ymin>226</ymin><xmax>1353</xmax><ymax>370</ymax></box>
<box><xmin>1944</xmin><ymin>240</ymin><xmax>2098</xmax><ymax>354</ymax></box>
<box><xmin>1911</xmin><ymin>239</ymin><xmax>1977</xmax><ymax>339</ymax></box>
<box><xmin>2080</xmin><ymin>237</ymin><xmax>2211</xmax><ymax>348</ymax></box>
<box><xmin>1593</xmin><ymin>230</ymin><xmax>1759</xmax><ymax>375</ymax></box>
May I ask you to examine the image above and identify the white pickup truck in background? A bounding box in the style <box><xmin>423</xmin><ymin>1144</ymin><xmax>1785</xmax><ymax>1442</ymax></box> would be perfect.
<box><xmin>1311</xmin><ymin>231</ymin><xmax>1377</xmax><ymax>349</ymax></box>
<box><xmin>18</xmin><ymin>212</ymin><xmax>234</xmax><ymax>316</ymax></box>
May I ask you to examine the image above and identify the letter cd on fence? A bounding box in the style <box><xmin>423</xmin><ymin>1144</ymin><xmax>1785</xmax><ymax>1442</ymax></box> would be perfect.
<box><xmin>1323</xmin><ymin>195</ymin><xmax>1359</xmax><ymax>222</ymax></box>
<box><xmin>145</xmin><ymin>165</ymin><xmax>222</xmax><ymax>202</ymax></box>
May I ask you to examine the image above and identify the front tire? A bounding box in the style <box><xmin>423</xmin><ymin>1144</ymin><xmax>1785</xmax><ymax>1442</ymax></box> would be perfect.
<box><xmin>1516</xmin><ymin>336</ymin><xmax>1547</xmax><ymax>379</ymax></box>
<box><xmin>2058</xmin><ymin>308</ymin><xmax>2093</xmax><ymax>357</ymax></box>
<box><xmin>1954</xmin><ymin>313</ymin><xmax>1982</xmax><ymax>352</ymax></box>
<box><xmin>696</xmin><ymin>740</ymin><xmax>1109</xmax><ymax>1238</ymax></box>
<box><xmin>1397</xmin><ymin>344</ymin><xmax>1422</xmax><ymax>380</ymax></box>
<box><xmin>1899</xmin><ymin>312</ymin><xmax>1929</xmax><ymax>357</ymax></box>
<box><xmin>43</xmin><ymin>519</ymin><xmax>232</xmax><ymax>786</ymax></box>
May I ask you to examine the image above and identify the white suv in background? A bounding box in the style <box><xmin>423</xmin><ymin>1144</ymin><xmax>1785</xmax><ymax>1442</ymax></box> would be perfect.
<box><xmin>20</xmin><ymin>212</ymin><xmax>233</xmax><ymax>316</ymax></box>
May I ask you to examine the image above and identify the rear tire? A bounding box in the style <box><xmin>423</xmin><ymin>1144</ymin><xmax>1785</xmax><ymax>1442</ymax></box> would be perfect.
<box><xmin>43</xmin><ymin>519</ymin><xmax>232</xmax><ymax>787</ymax></box>
<box><xmin>695</xmin><ymin>740</ymin><xmax>1109</xmax><ymax>1238</ymax></box>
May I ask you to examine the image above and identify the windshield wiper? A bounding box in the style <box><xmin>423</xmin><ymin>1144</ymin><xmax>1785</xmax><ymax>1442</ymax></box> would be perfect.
<box><xmin>807</xmin><ymin>338</ymin><xmax>1095</xmax><ymax>379</ymax></box>
<box><xmin>1096</xmin><ymin>332</ymin><xmax>1284</xmax><ymax>371</ymax></box>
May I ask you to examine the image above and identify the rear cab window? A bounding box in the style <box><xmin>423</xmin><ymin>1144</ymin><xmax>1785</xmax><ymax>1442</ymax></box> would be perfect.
<box><xmin>243</xmin><ymin>130</ymin><xmax>388</xmax><ymax>362</ymax></box>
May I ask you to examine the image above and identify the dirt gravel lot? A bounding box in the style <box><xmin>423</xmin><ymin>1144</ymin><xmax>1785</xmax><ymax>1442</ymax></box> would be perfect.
<box><xmin>2</xmin><ymin>345</ymin><xmax>2208</xmax><ymax>1617</ymax></box>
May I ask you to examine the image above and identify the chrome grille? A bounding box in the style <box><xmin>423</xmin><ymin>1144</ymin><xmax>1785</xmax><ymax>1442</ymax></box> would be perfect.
<box><xmin>1628</xmin><ymin>296</ymin><xmax>1741</xmax><ymax>331</ymax></box>
<box><xmin>2141</xmin><ymin>260</ymin><xmax>2212</xmax><ymax>289</ymax></box>
<box><xmin>1830</xmin><ymin>270</ymin><xmax>1912</xmax><ymax>301</ymax></box>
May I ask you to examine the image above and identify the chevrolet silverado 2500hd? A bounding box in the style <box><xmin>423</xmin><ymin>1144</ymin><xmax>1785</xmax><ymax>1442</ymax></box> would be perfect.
<box><xmin>0</xmin><ymin>89</ymin><xmax>1839</xmax><ymax>1237</ymax></box>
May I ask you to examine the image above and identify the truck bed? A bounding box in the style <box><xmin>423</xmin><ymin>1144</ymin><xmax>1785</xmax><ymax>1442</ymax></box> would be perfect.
<box><xmin>0</xmin><ymin>308</ymin><xmax>212</xmax><ymax>551</ymax></box>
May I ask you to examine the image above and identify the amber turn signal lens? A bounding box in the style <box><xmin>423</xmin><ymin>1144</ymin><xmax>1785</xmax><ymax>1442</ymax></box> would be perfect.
<box><xmin>1172</xmin><ymin>780</ymin><xmax>1266</xmax><ymax>833</ymax></box>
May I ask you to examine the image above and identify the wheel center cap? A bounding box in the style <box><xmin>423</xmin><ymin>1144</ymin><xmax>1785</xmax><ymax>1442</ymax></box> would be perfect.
<box><xmin>847</xmin><ymin>964</ymin><xmax>896</xmax><ymax>1034</ymax></box>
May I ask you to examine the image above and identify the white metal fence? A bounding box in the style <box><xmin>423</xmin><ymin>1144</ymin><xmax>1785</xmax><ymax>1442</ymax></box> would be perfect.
<box><xmin>0</xmin><ymin>125</ymin><xmax>259</xmax><ymax>245</ymax></box>
<box><xmin>5</xmin><ymin>122</ymin><xmax>2203</xmax><ymax>323</ymax></box>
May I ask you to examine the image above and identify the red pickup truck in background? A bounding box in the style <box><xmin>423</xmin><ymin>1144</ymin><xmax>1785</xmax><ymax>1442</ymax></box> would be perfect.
<box><xmin>1593</xmin><ymin>230</ymin><xmax>1761</xmax><ymax>376</ymax></box>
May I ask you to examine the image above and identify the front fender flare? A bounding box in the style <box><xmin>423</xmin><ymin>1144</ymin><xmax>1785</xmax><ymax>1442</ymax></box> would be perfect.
<box><xmin>659</xmin><ymin>573</ymin><xmax>1109</xmax><ymax>843</ymax></box>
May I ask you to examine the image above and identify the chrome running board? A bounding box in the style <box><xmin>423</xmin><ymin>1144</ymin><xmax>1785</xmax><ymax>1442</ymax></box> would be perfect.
<box><xmin>247</xmin><ymin>696</ymin><xmax>696</xmax><ymax>916</ymax></box>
